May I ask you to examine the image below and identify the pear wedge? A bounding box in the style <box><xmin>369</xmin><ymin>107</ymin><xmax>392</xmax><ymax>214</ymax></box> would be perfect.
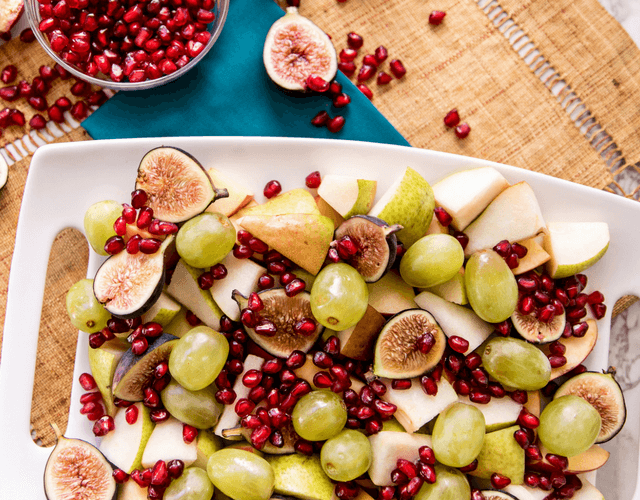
<box><xmin>422</xmin><ymin>269</ymin><xmax>467</xmax><ymax>305</ymax></box>
<box><xmin>315</xmin><ymin>195</ymin><xmax>345</xmax><ymax>230</ymax></box>
<box><xmin>368</xmin><ymin>431</ymin><xmax>434</xmax><ymax>486</ymax></box>
<box><xmin>331</xmin><ymin>305</ymin><xmax>386</xmax><ymax>360</ymax></box>
<box><xmin>512</xmin><ymin>235</ymin><xmax>550</xmax><ymax>275</ymax></box>
<box><xmin>457</xmin><ymin>395</ymin><xmax>522</xmax><ymax>432</ymax></box>
<box><xmin>317</xmin><ymin>175</ymin><xmax>377</xmax><ymax>218</ymax></box>
<box><xmin>239</xmin><ymin>188</ymin><xmax>319</xmax><ymax>217</ymax></box>
<box><xmin>543</xmin><ymin>222</ymin><xmax>609</xmax><ymax>279</ymax></box>
<box><xmin>193</xmin><ymin>429</ymin><xmax>224</xmax><ymax>469</ymax></box>
<box><xmin>367</xmin><ymin>271</ymin><xmax>417</xmax><ymax>315</ymax></box>
<box><xmin>267</xmin><ymin>454</ymin><xmax>334</xmax><ymax>500</ymax></box>
<box><xmin>469</xmin><ymin>425</ymin><xmax>525</xmax><ymax>484</ymax></box>
<box><xmin>209</xmin><ymin>254</ymin><xmax>265</xmax><ymax>321</ymax></box>
<box><xmin>163</xmin><ymin>307</ymin><xmax>191</xmax><ymax>338</ymax></box>
<box><xmin>141</xmin><ymin>291</ymin><xmax>181</xmax><ymax>327</ymax></box>
<box><xmin>206</xmin><ymin>167</ymin><xmax>254</xmax><ymax>216</ymax></box>
<box><xmin>237</xmin><ymin>214</ymin><xmax>334</xmax><ymax>275</ymax></box>
<box><xmin>87</xmin><ymin>338</ymin><xmax>128</xmax><ymax>416</ymax></box>
<box><xmin>141</xmin><ymin>416</ymin><xmax>197</xmax><ymax>468</ymax></box>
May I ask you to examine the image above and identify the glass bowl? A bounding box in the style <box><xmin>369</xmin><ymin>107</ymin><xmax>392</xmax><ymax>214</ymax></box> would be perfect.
<box><xmin>24</xmin><ymin>0</ymin><xmax>229</xmax><ymax>91</ymax></box>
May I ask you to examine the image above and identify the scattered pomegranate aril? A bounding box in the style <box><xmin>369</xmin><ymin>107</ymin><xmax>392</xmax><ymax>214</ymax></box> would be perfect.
<box><xmin>338</xmin><ymin>61</ymin><xmax>356</xmax><ymax>76</ymax></box>
<box><xmin>306</xmin><ymin>75</ymin><xmax>330</xmax><ymax>93</ymax></box>
<box><xmin>420</xmin><ymin>375</ymin><xmax>438</xmax><ymax>396</ymax></box>
<box><xmin>93</xmin><ymin>415</ymin><xmax>115</xmax><ymax>436</ymax></box>
<box><xmin>327</xmin><ymin>115</ymin><xmax>345</xmax><ymax>133</ymax></box>
<box><xmin>548</xmin><ymin>355</ymin><xmax>567</xmax><ymax>368</ymax></box>
<box><xmin>429</xmin><ymin>11</ymin><xmax>446</xmax><ymax>25</ymax></box>
<box><xmin>112</xmin><ymin>468</ymin><xmax>129</xmax><ymax>483</ymax></box>
<box><xmin>491</xmin><ymin>473</ymin><xmax>511</xmax><ymax>489</ymax></box>
<box><xmin>455</xmin><ymin>122</ymin><xmax>471</xmax><ymax>138</ymax></box>
<box><xmin>335</xmin><ymin>482</ymin><xmax>359</xmax><ymax>500</ymax></box>
<box><xmin>458</xmin><ymin>460</ymin><xmax>478</xmax><ymax>473</ymax></box>
<box><xmin>389</xmin><ymin>59</ymin><xmax>406</xmax><ymax>78</ymax></box>
<box><xmin>469</xmin><ymin>390</ymin><xmax>491</xmax><ymax>404</ymax></box>
<box><xmin>590</xmin><ymin>302</ymin><xmax>607</xmax><ymax>319</ymax></box>
<box><xmin>21</xmin><ymin>28</ymin><xmax>36</xmax><ymax>43</ymax></box>
<box><xmin>452</xmin><ymin>230</ymin><xmax>469</xmax><ymax>249</ymax></box>
<box><xmin>447</xmin><ymin>335</ymin><xmax>469</xmax><ymax>354</ymax></box>
<box><xmin>524</xmin><ymin>472</ymin><xmax>540</xmax><ymax>488</ymax></box>
<box><xmin>525</xmin><ymin>444</ymin><xmax>542</xmax><ymax>460</ymax></box>
<box><xmin>510</xmin><ymin>390</ymin><xmax>528</xmax><ymax>404</ymax></box>
<box><xmin>263</xmin><ymin>180</ymin><xmax>282</xmax><ymax>199</ymax></box>
<box><xmin>0</xmin><ymin>85</ymin><xmax>19</xmax><ymax>102</ymax></box>
<box><xmin>374</xmin><ymin>45</ymin><xmax>388</xmax><ymax>63</ymax></box>
<box><xmin>125</xmin><ymin>404</ymin><xmax>139</xmax><ymax>424</ymax></box>
<box><xmin>0</xmin><ymin>66</ymin><xmax>17</xmax><ymax>85</ymax></box>
<box><xmin>347</xmin><ymin>32</ymin><xmax>364</xmax><ymax>49</ymax></box>
<box><xmin>357</xmin><ymin>64</ymin><xmax>376</xmax><ymax>82</ymax></box>
<box><xmin>340</xmin><ymin>48</ymin><xmax>358</xmax><ymax>62</ymax></box>
<box><xmin>215</xmin><ymin>387</ymin><xmax>236</xmax><ymax>405</ymax></box>
<box><xmin>442</xmin><ymin>108</ymin><xmax>461</xmax><ymax>128</ymax></box>
<box><xmin>79</xmin><ymin>372</ymin><xmax>97</xmax><ymax>391</ymax></box>
<box><xmin>333</xmin><ymin>92</ymin><xmax>351</xmax><ymax>108</ymax></box>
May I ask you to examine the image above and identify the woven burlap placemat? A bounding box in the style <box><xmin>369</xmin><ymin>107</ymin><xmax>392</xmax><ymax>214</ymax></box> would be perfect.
<box><xmin>1</xmin><ymin>0</ymin><xmax>639</xmax><ymax>446</ymax></box>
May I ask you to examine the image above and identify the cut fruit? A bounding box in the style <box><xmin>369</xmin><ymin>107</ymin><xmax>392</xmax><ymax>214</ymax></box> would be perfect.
<box><xmin>263</xmin><ymin>7</ymin><xmax>338</xmax><ymax>92</ymax></box>
<box><xmin>334</xmin><ymin>216</ymin><xmax>401</xmax><ymax>282</ymax></box>
<box><xmin>367</xmin><ymin>271</ymin><xmax>417</xmax><ymax>315</ymax></box>
<box><xmin>468</xmin><ymin>425</ymin><xmax>525</xmax><ymax>484</ymax></box>
<box><xmin>240</xmin><ymin>188</ymin><xmax>319</xmax><ymax>217</ymax></box>
<box><xmin>432</xmin><ymin>166</ymin><xmax>510</xmax><ymax>231</ymax></box>
<box><xmin>166</xmin><ymin>259</ymin><xmax>224</xmax><ymax>330</ymax></box>
<box><xmin>330</xmin><ymin>305</ymin><xmax>386</xmax><ymax>360</ymax></box>
<box><xmin>93</xmin><ymin>236</ymin><xmax>172</xmax><ymax>319</ymax></box>
<box><xmin>0</xmin><ymin>0</ymin><xmax>23</xmax><ymax>36</ymax></box>
<box><xmin>214</xmin><ymin>355</ymin><xmax>265</xmax><ymax>438</ymax></box>
<box><xmin>315</xmin><ymin>195</ymin><xmax>345</xmax><ymax>230</ymax></box>
<box><xmin>141</xmin><ymin>291</ymin><xmax>181</xmax><ymax>327</ymax></box>
<box><xmin>480</xmin><ymin>491</ymin><xmax>518</xmax><ymax>500</ymax></box>
<box><xmin>294</xmin><ymin>355</ymin><xmax>364</xmax><ymax>393</ymax></box>
<box><xmin>541</xmin><ymin>320</ymin><xmax>598</xmax><ymax>380</ymax></box>
<box><xmin>88</xmin><ymin>339</ymin><xmax>128</xmax><ymax>416</ymax></box>
<box><xmin>463</xmin><ymin>182</ymin><xmax>546</xmax><ymax>257</ymax></box>
<box><xmin>572</xmin><ymin>478</ymin><xmax>605</xmax><ymax>500</ymax></box>
<box><xmin>193</xmin><ymin>429</ymin><xmax>224</xmax><ymax>469</ymax></box>
<box><xmin>237</xmin><ymin>213</ymin><xmax>333</xmax><ymax>275</ymax></box>
<box><xmin>555</xmin><ymin>370</ymin><xmax>626</xmax><ymax>443</ymax></box>
<box><xmin>378</xmin><ymin>377</ymin><xmax>458</xmax><ymax>433</ymax></box>
<box><xmin>503</xmin><ymin>484</ymin><xmax>547</xmax><ymax>500</ymax></box>
<box><xmin>566</xmin><ymin>444</ymin><xmax>610</xmax><ymax>473</ymax></box>
<box><xmin>233</xmin><ymin>289</ymin><xmax>322</xmax><ymax>358</ymax></box>
<box><xmin>511</xmin><ymin>309</ymin><xmax>566</xmax><ymax>344</ymax></box>
<box><xmin>425</xmin><ymin>216</ymin><xmax>448</xmax><ymax>235</ymax></box>
<box><xmin>266</xmin><ymin>454</ymin><xmax>334</xmax><ymax>500</ymax></box>
<box><xmin>141</xmin><ymin>416</ymin><xmax>197</xmax><ymax>468</ymax></box>
<box><xmin>543</xmin><ymin>222</ymin><xmax>610</xmax><ymax>279</ymax></box>
<box><xmin>511</xmin><ymin>235</ymin><xmax>550</xmax><ymax>275</ymax></box>
<box><xmin>205</xmin><ymin>167</ymin><xmax>254</xmax><ymax>216</ymax></box>
<box><xmin>99</xmin><ymin>403</ymin><xmax>154</xmax><ymax>473</ymax></box>
<box><xmin>373</xmin><ymin>309</ymin><xmax>447</xmax><ymax>378</ymax></box>
<box><xmin>136</xmin><ymin>147</ymin><xmax>227</xmax><ymax>223</ymax></box>
<box><xmin>163</xmin><ymin>307</ymin><xmax>192</xmax><ymax>338</ymax></box>
<box><xmin>209</xmin><ymin>253</ymin><xmax>265</xmax><ymax>321</ymax></box>
<box><xmin>368</xmin><ymin>167</ymin><xmax>436</xmax><ymax>248</ymax></box>
<box><xmin>367</xmin><ymin>431</ymin><xmax>434</xmax><ymax>486</ymax></box>
<box><xmin>316</xmin><ymin>175</ymin><xmax>377</xmax><ymax>218</ymax></box>
<box><xmin>525</xmin><ymin>390</ymin><xmax>541</xmax><ymax>417</ymax></box>
<box><xmin>414</xmin><ymin>291</ymin><xmax>493</xmax><ymax>353</ymax></box>
<box><xmin>458</xmin><ymin>395</ymin><xmax>522</xmax><ymax>432</ymax></box>
<box><xmin>112</xmin><ymin>333</ymin><xmax>178</xmax><ymax>401</ymax></box>
<box><xmin>223</xmin><ymin>413</ymin><xmax>297</xmax><ymax>455</ymax></box>
<box><xmin>116</xmin><ymin>479</ymin><xmax>148</xmax><ymax>499</ymax></box>
<box><xmin>422</xmin><ymin>268</ymin><xmax>467</xmax><ymax>305</ymax></box>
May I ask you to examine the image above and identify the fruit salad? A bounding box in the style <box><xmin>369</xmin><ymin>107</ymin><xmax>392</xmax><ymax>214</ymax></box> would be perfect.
<box><xmin>47</xmin><ymin>146</ymin><xmax>625</xmax><ymax>500</ymax></box>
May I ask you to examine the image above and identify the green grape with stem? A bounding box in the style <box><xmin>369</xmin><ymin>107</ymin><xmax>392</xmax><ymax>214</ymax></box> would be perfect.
<box><xmin>66</xmin><ymin>278</ymin><xmax>110</xmax><ymax>333</ymax></box>
<box><xmin>320</xmin><ymin>429</ymin><xmax>372</xmax><ymax>482</ymax></box>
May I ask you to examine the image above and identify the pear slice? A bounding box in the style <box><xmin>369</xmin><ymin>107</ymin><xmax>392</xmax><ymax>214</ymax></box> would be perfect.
<box><xmin>368</xmin><ymin>431</ymin><xmax>433</xmax><ymax>486</ymax></box>
<box><xmin>379</xmin><ymin>377</ymin><xmax>458</xmax><ymax>433</ymax></box>
<box><xmin>205</xmin><ymin>167</ymin><xmax>254</xmax><ymax>216</ymax></box>
<box><xmin>163</xmin><ymin>307</ymin><xmax>192</xmax><ymax>338</ymax></box>
<box><xmin>368</xmin><ymin>167</ymin><xmax>435</xmax><ymax>248</ymax></box>
<box><xmin>458</xmin><ymin>394</ymin><xmax>522</xmax><ymax>432</ymax></box>
<box><xmin>117</xmin><ymin>478</ymin><xmax>149</xmax><ymax>499</ymax></box>
<box><xmin>330</xmin><ymin>305</ymin><xmax>385</xmax><ymax>360</ymax></box>
<box><xmin>193</xmin><ymin>428</ymin><xmax>223</xmax><ymax>469</ymax></box>
<box><xmin>432</xmin><ymin>166</ymin><xmax>510</xmax><ymax>231</ymax></box>
<box><xmin>524</xmin><ymin>391</ymin><xmax>541</xmax><ymax>417</ymax></box>
<box><xmin>166</xmin><ymin>259</ymin><xmax>224</xmax><ymax>330</ymax></box>
<box><xmin>99</xmin><ymin>403</ymin><xmax>154</xmax><ymax>473</ymax></box>
<box><xmin>209</xmin><ymin>254</ymin><xmax>265</xmax><ymax>321</ymax></box>
<box><xmin>463</xmin><ymin>182</ymin><xmax>546</xmax><ymax>257</ymax></box>
<box><xmin>422</xmin><ymin>268</ymin><xmax>467</xmax><ymax>305</ymax></box>
<box><xmin>512</xmin><ymin>235</ymin><xmax>550</xmax><ymax>275</ymax></box>
<box><xmin>572</xmin><ymin>478</ymin><xmax>605</xmax><ymax>500</ymax></box>
<box><xmin>414</xmin><ymin>291</ymin><xmax>493</xmax><ymax>353</ymax></box>
<box><xmin>141</xmin><ymin>416</ymin><xmax>197</xmax><ymax>468</ymax></box>
<box><xmin>240</xmin><ymin>188</ymin><xmax>320</xmax><ymax>217</ymax></box>
<box><xmin>88</xmin><ymin>338</ymin><xmax>128</xmax><ymax>416</ymax></box>
<box><xmin>503</xmin><ymin>484</ymin><xmax>547</xmax><ymax>500</ymax></box>
<box><xmin>543</xmin><ymin>222</ymin><xmax>610</xmax><ymax>279</ymax></box>
<box><xmin>237</xmin><ymin>214</ymin><xmax>334</xmax><ymax>275</ymax></box>
<box><xmin>468</xmin><ymin>425</ymin><xmax>525</xmax><ymax>484</ymax></box>
<box><xmin>141</xmin><ymin>291</ymin><xmax>181</xmax><ymax>327</ymax></box>
<box><xmin>266</xmin><ymin>454</ymin><xmax>334</xmax><ymax>500</ymax></box>
<box><xmin>566</xmin><ymin>445</ymin><xmax>610</xmax><ymax>473</ymax></box>
<box><xmin>541</xmin><ymin>319</ymin><xmax>598</xmax><ymax>380</ymax></box>
<box><xmin>425</xmin><ymin>216</ymin><xmax>448</xmax><ymax>235</ymax></box>
<box><xmin>315</xmin><ymin>195</ymin><xmax>345</xmax><ymax>230</ymax></box>
<box><xmin>367</xmin><ymin>270</ymin><xmax>416</xmax><ymax>315</ymax></box>
<box><xmin>317</xmin><ymin>175</ymin><xmax>377</xmax><ymax>218</ymax></box>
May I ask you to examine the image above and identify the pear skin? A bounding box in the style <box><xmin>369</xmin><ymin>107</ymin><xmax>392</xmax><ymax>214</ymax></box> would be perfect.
<box><xmin>87</xmin><ymin>339</ymin><xmax>128</xmax><ymax>416</ymax></box>
<box><xmin>469</xmin><ymin>425</ymin><xmax>525</xmax><ymax>484</ymax></box>
<box><xmin>315</xmin><ymin>195</ymin><xmax>345</xmax><ymax>230</ymax></box>
<box><xmin>240</xmin><ymin>189</ymin><xmax>319</xmax><ymax>217</ymax></box>
<box><xmin>205</xmin><ymin>167</ymin><xmax>254</xmax><ymax>216</ymax></box>
<box><xmin>266</xmin><ymin>454</ymin><xmax>334</xmax><ymax>500</ymax></box>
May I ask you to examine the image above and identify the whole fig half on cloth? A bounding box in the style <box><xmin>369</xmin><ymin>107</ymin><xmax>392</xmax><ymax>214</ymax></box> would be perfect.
<box><xmin>0</xmin><ymin>0</ymin><xmax>24</xmax><ymax>37</ymax></box>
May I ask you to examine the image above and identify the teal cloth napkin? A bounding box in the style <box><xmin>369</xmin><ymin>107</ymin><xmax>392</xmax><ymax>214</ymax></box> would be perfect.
<box><xmin>82</xmin><ymin>0</ymin><xmax>409</xmax><ymax>146</ymax></box>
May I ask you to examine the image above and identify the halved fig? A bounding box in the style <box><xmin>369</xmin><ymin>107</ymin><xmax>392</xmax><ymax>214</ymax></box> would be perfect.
<box><xmin>263</xmin><ymin>7</ymin><xmax>338</xmax><ymax>92</ymax></box>
<box><xmin>233</xmin><ymin>288</ymin><xmax>323</xmax><ymax>358</ymax></box>
<box><xmin>334</xmin><ymin>216</ymin><xmax>402</xmax><ymax>282</ymax></box>
<box><xmin>93</xmin><ymin>236</ymin><xmax>172</xmax><ymax>318</ymax></box>
<box><xmin>555</xmin><ymin>369</ymin><xmax>626</xmax><ymax>443</ymax></box>
<box><xmin>511</xmin><ymin>309</ymin><xmax>565</xmax><ymax>344</ymax></box>
<box><xmin>44</xmin><ymin>423</ymin><xmax>116</xmax><ymax>500</ymax></box>
<box><xmin>0</xmin><ymin>0</ymin><xmax>24</xmax><ymax>37</ymax></box>
<box><xmin>373</xmin><ymin>309</ymin><xmax>447</xmax><ymax>379</ymax></box>
<box><xmin>112</xmin><ymin>333</ymin><xmax>178</xmax><ymax>401</ymax></box>
<box><xmin>136</xmin><ymin>147</ymin><xmax>228</xmax><ymax>223</ymax></box>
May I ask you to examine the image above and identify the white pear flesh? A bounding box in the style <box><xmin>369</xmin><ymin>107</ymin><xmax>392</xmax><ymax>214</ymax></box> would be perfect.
<box><xmin>512</xmin><ymin>235</ymin><xmax>550</xmax><ymax>275</ymax></box>
<box><xmin>414</xmin><ymin>291</ymin><xmax>493</xmax><ymax>353</ymax></box>
<box><xmin>141</xmin><ymin>416</ymin><xmax>197</xmax><ymax>468</ymax></box>
<box><xmin>317</xmin><ymin>174</ymin><xmax>377</xmax><ymax>217</ymax></box>
<box><xmin>432</xmin><ymin>167</ymin><xmax>509</xmax><ymax>231</ymax></box>
<box><xmin>503</xmin><ymin>484</ymin><xmax>547</xmax><ymax>500</ymax></box>
<box><xmin>458</xmin><ymin>395</ymin><xmax>522</xmax><ymax>432</ymax></box>
<box><xmin>367</xmin><ymin>271</ymin><xmax>416</xmax><ymax>315</ymax></box>
<box><xmin>368</xmin><ymin>432</ymin><xmax>434</xmax><ymax>486</ymax></box>
<box><xmin>422</xmin><ymin>269</ymin><xmax>467</xmax><ymax>305</ymax></box>
<box><xmin>543</xmin><ymin>222</ymin><xmax>609</xmax><ymax>279</ymax></box>
<box><xmin>141</xmin><ymin>291</ymin><xmax>181</xmax><ymax>327</ymax></box>
<box><xmin>378</xmin><ymin>377</ymin><xmax>457</xmax><ymax>433</ymax></box>
<box><xmin>572</xmin><ymin>477</ymin><xmax>605</xmax><ymax>500</ymax></box>
<box><xmin>206</xmin><ymin>167</ymin><xmax>254</xmax><ymax>217</ymax></box>
<box><xmin>209</xmin><ymin>254</ymin><xmax>265</xmax><ymax>321</ymax></box>
<box><xmin>463</xmin><ymin>182</ymin><xmax>546</xmax><ymax>257</ymax></box>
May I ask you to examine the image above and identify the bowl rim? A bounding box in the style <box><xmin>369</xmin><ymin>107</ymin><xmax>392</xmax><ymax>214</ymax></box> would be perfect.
<box><xmin>24</xmin><ymin>0</ymin><xmax>230</xmax><ymax>91</ymax></box>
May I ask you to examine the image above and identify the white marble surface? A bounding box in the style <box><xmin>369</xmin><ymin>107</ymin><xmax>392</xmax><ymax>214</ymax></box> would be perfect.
<box><xmin>598</xmin><ymin>0</ymin><xmax>640</xmax><ymax>47</ymax></box>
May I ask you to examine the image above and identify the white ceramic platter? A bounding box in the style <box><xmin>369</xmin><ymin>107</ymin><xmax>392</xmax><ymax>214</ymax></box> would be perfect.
<box><xmin>2</xmin><ymin>137</ymin><xmax>640</xmax><ymax>499</ymax></box>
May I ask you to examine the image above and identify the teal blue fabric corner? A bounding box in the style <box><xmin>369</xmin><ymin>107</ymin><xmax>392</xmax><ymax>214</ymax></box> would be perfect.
<box><xmin>82</xmin><ymin>0</ymin><xmax>409</xmax><ymax>147</ymax></box>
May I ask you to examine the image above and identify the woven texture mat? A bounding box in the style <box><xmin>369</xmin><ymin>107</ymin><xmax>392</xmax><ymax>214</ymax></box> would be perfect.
<box><xmin>2</xmin><ymin>0</ymin><xmax>640</xmax><ymax>446</ymax></box>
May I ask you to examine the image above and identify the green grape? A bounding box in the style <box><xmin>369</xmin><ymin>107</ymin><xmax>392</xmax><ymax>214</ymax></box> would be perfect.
<box><xmin>481</xmin><ymin>337</ymin><xmax>551</xmax><ymax>390</ymax></box>
<box><xmin>415</xmin><ymin>465</ymin><xmax>470</xmax><ymax>500</ymax></box>
<box><xmin>83</xmin><ymin>200</ymin><xmax>122</xmax><ymax>256</ymax></box>
<box><xmin>399</xmin><ymin>234</ymin><xmax>464</xmax><ymax>288</ymax></box>
<box><xmin>66</xmin><ymin>278</ymin><xmax>110</xmax><ymax>333</ymax></box>
<box><xmin>432</xmin><ymin>402</ymin><xmax>485</xmax><ymax>468</ymax></box>
<box><xmin>465</xmin><ymin>249</ymin><xmax>518</xmax><ymax>323</ymax></box>
<box><xmin>320</xmin><ymin>429</ymin><xmax>372</xmax><ymax>482</ymax></box>
<box><xmin>164</xmin><ymin>467</ymin><xmax>214</xmax><ymax>500</ymax></box>
<box><xmin>207</xmin><ymin>449</ymin><xmax>274</xmax><ymax>500</ymax></box>
<box><xmin>292</xmin><ymin>390</ymin><xmax>347</xmax><ymax>441</ymax></box>
<box><xmin>538</xmin><ymin>395</ymin><xmax>601</xmax><ymax>457</ymax></box>
<box><xmin>169</xmin><ymin>326</ymin><xmax>229</xmax><ymax>391</ymax></box>
<box><xmin>310</xmin><ymin>263</ymin><xmax>368</xmax><ymax>330</ymax></box>
<box><xmin>176</xmin><ymin>213</ymin><xmax>236</xmax><ymax>269</ymax></box>
<box><xmin>161</xmin><ymin>378</ymin><xmax>222</xmax><ymax>429</ymax></box>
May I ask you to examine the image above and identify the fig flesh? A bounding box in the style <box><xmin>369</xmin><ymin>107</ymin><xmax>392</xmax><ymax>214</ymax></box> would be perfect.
<box><xmin>0</xmin><ymin>154</ymin><xmax>7</xmax><ymax>191</ymax></box>
<box><xmin>233</xmin><ymin>288</ymin><xmax>323</xmax><ymax>358</ymax></box>
<box><xmin>263</xmin><ymin>7</ymin><xmax>338</xmax><ymax>92</ymax></box>
<box><xmin>44</xmin><ymin>423</ymin><xmax>116</xmax><ymax>500</ymax></box>
<box><xmin>136</xmin><ymin>147</ymin><xmax>228</xmax><ymax>223</ymax></box>
<box><xmin>511</xmin><ymin>309</ymin><xmax>565</xmax><ymax>343</ymax></box>
<box><xmin>334</xmin><ymin>216</ymin><xmax>402</xmax><ymax>282</ymax></box>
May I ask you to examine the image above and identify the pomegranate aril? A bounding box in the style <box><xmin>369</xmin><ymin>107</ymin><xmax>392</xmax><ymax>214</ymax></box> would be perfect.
<box><xmin>469</xmin><ymin>390</ymin><xmax>491</xmax><ymax>404</ymax></box>
<box><xmin>79</xmin><ymin>372</ymin><xmax>97</xmax><ymax>390</ymax></box>
<box><xmin>80</xmin><ymin>391</ymin><xmax>102</xmax><ymax>404</ymax></box>
<box><xmin>591</xmin><ymin>302</ymin><xmax>607</xmax><ymax>319</ymax></box>
<box><xmin>510</xmin><ymin>390</ymin><xmax>528</xmax><ymax>404</ymax></box>
<box><xmin>113</xmin><ymin>468</ymin><xmax>129</xmax><ymax>483</ymax></box>
<box><xmin>389</xmin><ymin>59</ymin><xmax>406</xmax><ymax>78</ymax></box>
<box><xmin>340</xmin><ymin>48</ymin><xmax>358</xmax><ymax>62</ymax></box>
<box><xmin>390</xmin><ymin>468</ymin><xmax>408</xmax><ymax>485</ymax></box>
<box><xmin>347</xmin><ymin>32</ymin><xmax>364</xmax><ymax>49</ymax></box>
<box><xmin>286</xmin><ymin>350</ymin><xmax>306</xmax><ymax>369</ymax></box>
<box><xmin>519</xmin><ymin>296</ymin><xmax>535</xmax><ymax>314</ymax></box>
<box><xmin>525</xmin><ymin>444</ymin><xmax>542</xmax><ymax>460</ymax></box>
<box><xmin>524</xmin><ymin>472</ymin><xmax>540</xmax><ymax>488</ymax></box>
<box><xmin>264</xmin><ymin>180</ymin><xmax>282</xmax><ymax>199</ymax></box>
<box><xmin>125</xmin><ymin>404</ymin><xmax>139</xmax><ymax>424</ymax></box>
<box><xmin>548</xmin><ymin>355</ymin><xmax>567</xmax><ymax>368</ymax></box>
<box><xmin>93</xmin><ymin>415</ymin><xmax>115</xmax><ymax>436</ymax></box>
<box><xmin>429</xmin><ymin>10</ymin><xmax>446</xmax><ymax>25</ymax></box>
<box><xmin>333</xmin><ymin>92</ymin><xmax>351</xmax><ymax>108</ymax></box>
<box><xmin>285</xmin><ymin>279</ymin><xmax>306</xmax><ymax>297</ymax></box>
<box><xmin>391</xmin><ymin>379</ymin><xmax>412</xmax><ymax>390</ymax></box>
<box><xmin>514</xmin><ymin>428</ymin><xmax>530</xmax><ymax>449</ymax></box>
<box><xmin>338</xmin><ymin>61</ymin><xmax>356</xmax><ymax>76</ymax></box>
<box><xmin>458</xmin><ymin>460</ymin><xmax>478</xmax><ymax>473</ymax></box>
<box><xmin>357</xmin><ymin>64</ymin><xmax>376</xmax><ymax>82</ymax></box>
<box><xmin>335</xmin><ymin>482</ymin><xmax>359</xmax><ymax>500</ymax></box>
<box><xmin>586</xmin><ymin>290</ymin><xmax>605</xmax><ymax>304</ymax></box>
<box><xmin>306</xmin><ymin>74</ymin><xmax>330</xmax><ymax>93</ymax></box>
<box><xmin>491</xmin><ymin>473</ymin><xmax>511</xmax><ymax>489</ymax></box>
<box><xmin>455</xmin><ymin>122</ymin><xmax>471</xmax><ymax>139</ymax></box>
<box><xmin>327</xmin><ymin>115</ymin><xmax>345</xmax><ymax>133</ymax></box>
<box><xmin>447</xmin><ymin>335</ymin><xmax>469</xmax><ymax>353</ymax></box>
